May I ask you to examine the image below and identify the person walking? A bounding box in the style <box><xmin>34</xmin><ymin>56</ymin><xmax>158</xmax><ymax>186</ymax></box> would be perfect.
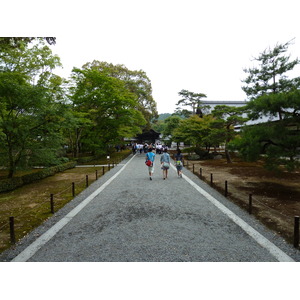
<box><xmin>174</xmin><ymin>148</ymin><xmax>184</xmax><ymax>178</ymax></box>
<box><xmin>160</xmin><ymin>148</ymin><xmax>170</xmax><ymax>180</ymax></box>
<box><xmin>145</xmin><ymin>148</ymin><xmax>156</xmax><ymax>180</ymax></box>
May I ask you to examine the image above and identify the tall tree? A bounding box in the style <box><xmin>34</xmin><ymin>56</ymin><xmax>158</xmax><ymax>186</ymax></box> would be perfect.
<box><xmin>0</xmin><ymin>39</ymin><xmax>61</xmax><ymax>80</ymax></box>
<box><xmin>0</xmin><ymin>39</ymin><xmax>65</xmax><ymax>177</ymax></box>
<box><xmin>0</xmin><ymin>73</ymin><xmax>67</xmax><ymax>177</ymax></box>
<box><xmin>81</xmin><ymin>61</ymin><xmax>157</xmax><ymax>127</ymax></box>
<box><xmin>70</xmin><ymin>67</ymin><xmax>146</xmax><ymax>155</ymax></box>
<box><xmin>211</xmin><ymin>105</ymin><xmax>248</xmax><ymax>163</ymax></box>
<box><xmin>176</xmin><ymin>89</ymin><xmax>208</xmax><ymax>117</ymax></box>
<box><xmin>238</xmin><ymin>40</ymin><xmax>300</xmax><ymax>170</ymax></box>
<box><xmin>242</xmin><ymin>40</ymin><xmax>300</xmax><ymax>110</ymax></box>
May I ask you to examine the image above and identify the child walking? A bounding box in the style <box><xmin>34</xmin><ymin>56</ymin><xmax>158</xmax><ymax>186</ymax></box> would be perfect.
<box><xmin>174</xmin><ymin>149</ymin><xmax>184</xmax><ymax>178</ymax></box>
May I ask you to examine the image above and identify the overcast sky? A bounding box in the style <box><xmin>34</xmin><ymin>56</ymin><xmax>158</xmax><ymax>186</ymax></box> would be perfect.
<box><xmin>2</xmin><ymin>0</ymin><xmax>299</xmax><ymax>293</ymax></box>
<box><xmin>3</xmin><ymin>0</ymin><xmax>300</xmax><ymax>114</ymax></box>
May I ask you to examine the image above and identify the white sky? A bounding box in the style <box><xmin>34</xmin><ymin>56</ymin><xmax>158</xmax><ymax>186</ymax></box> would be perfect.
<box><xmin>2</xmin><ymin>0</ymin><xmax>300</xmax><ymax>114</ymax></box>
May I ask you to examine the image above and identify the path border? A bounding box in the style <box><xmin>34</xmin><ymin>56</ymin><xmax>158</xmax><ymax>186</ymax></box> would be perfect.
<box><xmin>11</xmin><ymin>155</ymin><xmax>136</xmax><ymax>262</ymax></box>
<box><xmin>173</xmin><ymin>164</ymin><xmax>294</xmax><ymax>262</ymax></box>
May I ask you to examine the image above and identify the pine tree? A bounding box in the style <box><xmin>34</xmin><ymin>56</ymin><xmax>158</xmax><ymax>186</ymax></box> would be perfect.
<box><xmin>242</xmin><ymin>39</ymin><xmax>300</xmax><ymax>103</ymax></box>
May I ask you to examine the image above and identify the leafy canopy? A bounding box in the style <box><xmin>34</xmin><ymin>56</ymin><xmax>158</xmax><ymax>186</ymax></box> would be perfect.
<box><xmin>70</xmin><ymin>67</ymin><xmax>146</xmax><ymax>153</ymax></box>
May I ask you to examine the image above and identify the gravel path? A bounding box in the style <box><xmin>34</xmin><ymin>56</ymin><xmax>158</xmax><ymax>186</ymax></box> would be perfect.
<box><xmin>1</xmin><ymin>153</ymin><xmax>300</xmax><ymax>262</ymax></box>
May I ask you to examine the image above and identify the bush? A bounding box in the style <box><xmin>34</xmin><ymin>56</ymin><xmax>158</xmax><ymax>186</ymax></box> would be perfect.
<box><xmin>0</xmin><ymin>177</ymin><xmax>23</xmax><ymax>193</ymax></box>
<box><xmin>77</xmin><ymin>156</ymin><xmax>97</xmax><ymax>163</ymax></box>
<box><xmin>0</xmin><ymin>161</ymin><xmax>77</xmax><ymax>193</ymax></box>
<box><xmin>187</xmin><ymin>154</ymin><xmax>201</xmax><ymax>160</ymax></box>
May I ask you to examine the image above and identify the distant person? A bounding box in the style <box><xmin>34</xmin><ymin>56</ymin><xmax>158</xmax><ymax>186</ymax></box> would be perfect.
<box><xmin>132</xmin><ymin>143</ymin><xmax>137</xmax><ymax>154</ymax></box>
<box><xmin>143</xmin><ymin>143</ymin><xmax>148</xmax><ymax>153</ymax></box>
<box><xmin>174</xmin><ymin>149</ymin><xmax>184</xmax><ymax>178</ymax></box>
<box><xmin>145</xmin><ymin>148</ymin><xmax>156</xmax><ymax>180</ymax></box>
<box><xmin>160</xmin><ymin>148</ymin><xmax>170</xmax><ymax>180</ymax></box>
<box><xmin>138</xmin><ymin>144</ymin><xmax>143</xmax><ymax>154</ymax></box>
<box><xmin>156</xmin><ymin>143</ymin><xmax>162</xmax><ymax>154</ymax></box>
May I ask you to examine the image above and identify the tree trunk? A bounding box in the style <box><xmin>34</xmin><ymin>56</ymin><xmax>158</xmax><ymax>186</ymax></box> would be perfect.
<box><xmin>75</xmin><ymin>128</ymin><xmax>83</xmax><ymax>158</ymax></box>
<box><xmin>8</xmin><ymin>151</ymin><xmax>16</xmax><ymax>178</ymax></box>
<box><xmin>225</xmin><ymin>147</ymin><xmax>232</xmax><ymax>164</ymax></box>
<box><xmin>224</xmin><ymin>126</ymin><xmax>233</xmax><ymax>163</ymax></box>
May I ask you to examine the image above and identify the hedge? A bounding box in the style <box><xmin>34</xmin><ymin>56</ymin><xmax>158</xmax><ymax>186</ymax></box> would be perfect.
<box><xmin>77</xmin><ymin>156</ymin><xmax>96</xmax><ymax>163</ymax></box>
<box><xmin>0</xmin><ymin>161</ymin><xmax>77</xmax><ymax>193</ymax></box>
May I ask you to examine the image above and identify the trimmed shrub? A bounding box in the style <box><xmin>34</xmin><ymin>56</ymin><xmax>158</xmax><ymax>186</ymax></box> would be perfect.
<box><xmin>77</xmin><ymin>156</ymin><xmax>97</xmax><ymax>163</ymax></box>
<box><xmin>0</xmin><ymin>161</ymin><xmax>77</xmax><ymax>193</ymax></box>
<box><xmin>0</xmin><ymin>177</ymin><xmax>23</xmax><ymax>193</ymax></box>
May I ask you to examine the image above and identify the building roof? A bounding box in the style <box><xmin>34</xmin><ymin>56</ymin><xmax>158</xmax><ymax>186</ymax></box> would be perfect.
<box><xmin>202</xmin><ymin>100</ymin><xmax>247</xmax><ymax>105</ymax></box>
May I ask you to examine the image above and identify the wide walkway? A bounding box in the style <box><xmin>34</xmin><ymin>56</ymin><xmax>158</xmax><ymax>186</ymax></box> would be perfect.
<box><xmin>2</xmin><ymin>152</ymin><xmax>299</xmax><ymax>262</ymax></box>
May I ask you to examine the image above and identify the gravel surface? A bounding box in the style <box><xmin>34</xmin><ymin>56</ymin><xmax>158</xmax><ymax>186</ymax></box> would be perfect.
<box><xmin>1</xmin><ymin>152</ymin><xmax>300</xmax><ymax>262</ymax></box>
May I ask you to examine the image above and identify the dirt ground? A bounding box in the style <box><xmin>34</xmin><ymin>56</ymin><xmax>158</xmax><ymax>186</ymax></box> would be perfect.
<box><xmin>184</xmin><ymin>156</ymin><xmax>300</xmax><ymax>246</ymax></box>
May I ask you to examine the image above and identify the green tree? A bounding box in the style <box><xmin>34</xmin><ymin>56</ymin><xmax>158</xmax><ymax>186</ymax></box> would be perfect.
<box><xmin>151</xmin><ymin>119</ymin><xmax>166</xmax><ymax>136</ymax></box>
<box><xmin>62</xmin><ymin>108</ymin><xmax>93</xmax><ymax>158</ymax></box>
<box><xmin>242</xmin><ymin>40</ymin><xmax>300</xmax><ymax>109</ymax></box>
<box><xmin>0</xmin><ymin>72</ymin><xmax>67</xmax><ymax>177</ymax></box>
<box><xmin>172</xmin><ymin>115</ymin><xmax>214</xmax><ymax>147</ymax></box>
<box><xmin>81</xmin><ymin>61</ymin><xmax>157</xmax><ymax>128</ymax></box>
<box><xmin>212</xmin><ymin>105</ymin><xmax>248</xmax><ymax>163</ymax></box>
<box><xmin>0</xmin><ymin>37</ymin><xmax>56</xmax><ymax>50</ymax></box>
<box><xmin>175</xmin><ymin>89</ymin><xmax>208</xmax><ymax>117</ymax></box>
<box><xmin>160</xmin><ymin>115</ymin><xmax>181</xmax><ymax>146</ymax></box>
<box><xmin>239</xmin><ymin>40</ymin><xmax>300</xmax><ymax>170</ymax></box>
<box><xmin>0</xmin><ymin>39</ymin><xmax>61</xmax><ymax>79</ymax></box>
<box><xmin>233</xmin><ymin>90</ymin><xmax>300</xmax><ymax>170</ymax></box>
<box><xmin>70</xmin><ymin>67</ymin><xmax>146</xmax><ymax>154</ymax></box>
<box><xmin>0</xmin><ymin>40</ymin><xmax>65</xmax><ymax>177</ymax></box>
<box><xmin>162</xmin><ymin>115</ymin><xmax>182</xmax><ymax>137</ymax></box>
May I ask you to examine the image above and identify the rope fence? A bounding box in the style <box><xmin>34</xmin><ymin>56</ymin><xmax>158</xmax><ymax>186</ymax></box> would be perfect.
<box><xmin>189</xmin><ymin>162</ymin><xmax>300</xmax><ymax>249</ymax></box>
<box><xmin>0</xmin><ymin>154</ymin><xmax>127</xmax><ymax>253</ymax></box>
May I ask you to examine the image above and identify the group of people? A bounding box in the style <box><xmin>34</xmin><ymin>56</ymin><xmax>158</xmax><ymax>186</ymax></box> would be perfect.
<box><xmin>132</xmin><ymin>143</ymin><xmax>169</xmax><ymax>155</ymax></box>
<box><xmin>145</xmin><ymin>148</ymin><xmax>184</xmax><ymax>180</ymax></box>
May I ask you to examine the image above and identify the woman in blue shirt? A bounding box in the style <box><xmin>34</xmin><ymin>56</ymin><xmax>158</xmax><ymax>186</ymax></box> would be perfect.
<box><xmin>146</xmin><ymin>148</ymin><xmax>156</xmax><ymax>180</ymax></box>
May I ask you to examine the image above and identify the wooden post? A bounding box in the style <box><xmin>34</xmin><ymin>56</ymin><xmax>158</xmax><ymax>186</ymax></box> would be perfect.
<box><xmin>86</xmin><ymin>175</ymin><xmax>89</xmax><ymax>187</ymax></box>
<box><xmin>96</xmin><ymin>170</ymin><xmax>98</xmax><ymax>180</ymax></box>
<box><xmin>210</xmin><ymin>173</ymin><xmax>213</xmax><ymax>186</ymax></box>
<box><xmin>200</xmin><ymin>168</ymin><xmax>202</xmax><ymax>179</ymax></box>
<box><xmin>50</xmin><ymin>193</ymin><xmax>54</xmax><ymax>214</ymax></box>
<box><xmin>193</xmin><ymin>164</ymin><xmax>195</xmax><ymax>174</ymax></box>
<box><xmin>225</xmin><ymin>181</ymin><xmax>228</xmax><ymax>197</ymax></box>
<box><xmin>9</xmin><ymin>216</ymin><xmax>16</xmax><ymax>245</ymax></box>
<box><xmin>294</xmin><ymin>216</ymin><xmax>299</xmax><ymax>248</ymax></box>
<box><xmin>249</xmin><ymin>194</ymin><xmax>252</xmax><ymax>214</ymax></box>
<box><xmin>103</xmin><ymin>166</ymin><xmax>105</xmax><ymax>175</ymax></box>
<box><xmin>72</xmin><ymin>182</ymin><xmax>75</xmax><ymax>197</ymax></box>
